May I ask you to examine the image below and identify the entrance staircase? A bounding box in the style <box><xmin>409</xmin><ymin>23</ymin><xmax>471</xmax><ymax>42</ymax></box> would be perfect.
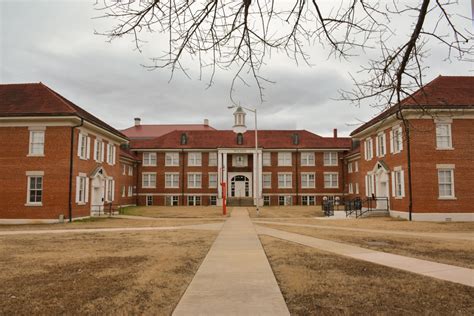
<box><xmin>345</xmin><ymin>197</ymin><xmax>389</xmax><ymax>218</ymax></box>
<box><xmin>227</xmin><ymin>197</ymin><xmax>254</xmax><ymax>207</ymax></box>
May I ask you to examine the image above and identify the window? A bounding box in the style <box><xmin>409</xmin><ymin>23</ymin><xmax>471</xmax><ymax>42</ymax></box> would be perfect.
<box><xmin>348</xmin><ymin>183</ymin><xmax>353</xmax><ymax>194</ymax></box>
<box><xmin>302</xmin><ymin>196</ymin><xmax>315</xmax><ymax>206</ymax></box>
<box><xmin>166</xmin><ymin>196</ymin><xmax>179</xmax><ymax>206</ymax></box>
<box><xmin>188</xmin><ymin>196</ymin><xmax>201</xmax><ymax>206</ymax></box>
<box><xmin>355</xmin><ymin>183</ymin><xmax>359</xmax><ymax>194</ymax></box>
<box><xmin>208</xmin><ymin>152</ymin><xmax>217</xmax><ymax>166</ymax></box>
<box><xmin>75</xmin><ymin>175</ymin><xmax>88</xmax><ymax>204</ymax></box>
<box><xmin>263</xmin><ymin>196</ymin><xmax>270</xmax><ymax>206</ymax></box>
<box><xmin>393</xmin><ymin>170</ymin><xmax>404</xmax><ymax>198</ymax></box>
<box><xmin>324</xmin><ymin>172</ymin><xmax>338</xmax><ymax>188</ymax></box>
<box><xmin>354</xmin><ymin>161</ymin><xmax>359</xmax><ymax>172</ymax></box>
<box><xmin>365</xmin><ymin>174</ymin><xmax>374</xmax><ymax>196</ymax></box>
<box><xmin>391</xmin><ymin>126</ymin><xmax>403</xmax><ymax>154</ymax></box>
<box><xmin>209</xmin><ymin>173</ymin><xmax>218</xmax><ymax>188</ymax></box>
<box><xmin>436</xmin><ymin>123</ymin><xmax>452</xmax><ymax>149</ymax></box>
<box><xmin>106</xmin><ymin>179</ymin><xmax>114</xmax><ymax>202</ymax></box>
<box><xmin>262</xmin><ymin>173</ymin><xmax>272</xmax><ymax>188</ymax></box>
<box><xmin>128</xmin><ymin>166</ymin><xmax>133</xmax><ymax>176</ymax></box>
<box><xmin>106</xmin><ymin>144</ymin><xmax>116</xmax><ymax>165</ymax></box>
<box><xmin>438</xmin><ymin>168</ymin><xmax>455</xmax><ymax>198</ymax></box>
<box><xmin>301</xmin><ymin>173</ymin><xmax>315</xmax><ymax>188</ymax></box>
<box><xmin>278</xmin><ymin>152</ymin><xmax>292</xmax><ymax>166</ymax></box>
<box><xmin>278</xmin><ymin>173</ymin><xmax>292</xmax><ymax>188</ymax></box>
<box><xmin>364</xmin><ymin>138</ymin><xmax>373</xmax><ymax>160</ymax></box>
<box><xmin>301</xmin><ymin>152</ymin><xmax>315</xmax><ymax>166</ymax></box>
<box><xmin>142</xmin><ymin>173</ymin><xmax>156</xmax><ymax>188</ymax></box>
<box><xmin>146</xmin><ymin>195</ymin><xmax>153</xmax><ymax>206</ymax></box>
<box><xmin>232</xmin><ymin>155</ymin><xmax>248</xmax><ymax>167</ymax></box>
<box><xmin>279</xmin><ymin>196</ymin><xmax>292</xmax><ymax>206</ymax></box>
<box><xmin>188</xmin><ymin>152</ymin><xmax>202</xmax><ymax>166</ymax></box>
<box><xmin>165</xmin><ymin>173</ymin><xmax>179</xmax><ymax>188</ymax></box>
<box><xmin>323</xmin><ymin>152</ymin><xmax>338</xmax><ymax>166</ymax></box>
<box><xmin>143</xmin><ymin>152</ymin><xmax>157</xmax><ymax>166</ymax></box>
<box><xmin>122</xmin><ymin>165</ymin><xmax>126</xmax><ymax>175</ymax></box>
<box><xmin>210</xmin><ymin>196</ymin><xmax>217</xmax><ymax>206</ymax></box>
<box><xmin>121</xmin><ymin>185</ymin><xmax>126</xmax><ymax>197</ymax></box>
<box><xmin>187</xmin><ymin>173</ymin><xmax>202</xmax><ymax>188</ymax></box>
<box><xmin>348</xmin><ymin>162</ymin><xmax>353</xmax><ymax>173</ymax></box>
<box><xmin>376</xmin><ymin>133</ymin><xmax>386</xmax><ymax>157</ymax></box>
<box><xmin>27</xmin><ymin>175</ymin><xmax>43</xmax><ymax>205</ymax></box>
<box><xmin>165</xmin><ymin>152</ymin><xmax>179</xmax><ymax>166</ymax></box>
<box><xmin>29</xmin><ymin>130</ymin><xmax>45</xmax><ymax>156</ymax></box>
<box><xmin>128</xmin><ymin>186</ymin><xmax>133</xmax><ymax>197</ymax></box>
<box><xmin>263</xmin><ymin>152</ymin><xmax>271</xmax><ymax>166</ymax></box>
<box><xmin>77</xmin><ymin>133</ymin><xmax>89</xmax><ymax>160</ymax></box>
<box><xmin>94</xmin><ymin>139</ymin><xmax>104</xmax><ymax>162</ymax></box>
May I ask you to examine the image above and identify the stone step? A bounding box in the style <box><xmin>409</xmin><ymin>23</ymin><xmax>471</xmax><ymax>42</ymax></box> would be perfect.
<box><xmin>227</xmin><ymin>197</ymin><xmax>254</xmax><ymax>206</ymax></box>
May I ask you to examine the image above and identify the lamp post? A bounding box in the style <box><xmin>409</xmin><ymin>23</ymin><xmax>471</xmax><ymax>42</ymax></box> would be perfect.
<box><xmin>228</xmin><ymin>105</ymin><xmax>260</xmax><ymax>215</ymax></box>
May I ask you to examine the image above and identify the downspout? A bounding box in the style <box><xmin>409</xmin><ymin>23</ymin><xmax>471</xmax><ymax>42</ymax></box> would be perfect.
<box><xmin>68</xmin><ymin>118</ymin><xmax>84</xmax><ymax>222</ymax></box>
<box><xmin>181</xmin><ymin>149</ymin><xmax>185</xmax><ymax>205</ymax></box>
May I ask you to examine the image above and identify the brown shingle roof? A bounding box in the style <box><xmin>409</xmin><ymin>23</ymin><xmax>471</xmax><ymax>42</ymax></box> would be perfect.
<box><xmin>130</xmin><ymin>130</ymin><xmax>351</xmax><ymax>150</ymax></box>
<box><xmin>122</xmin><ymin>124</ymin><xmax>216</xmax><ymax>139</ymax></box>
<box><xmin>350</xmin><ymin>76</ymin><xmax>474</xmax><ymax>136</ymax></box>
<box><xmin>0</xmin><ymin>83</ymin><xmax>128</xmax><ymax>140</ymax></box>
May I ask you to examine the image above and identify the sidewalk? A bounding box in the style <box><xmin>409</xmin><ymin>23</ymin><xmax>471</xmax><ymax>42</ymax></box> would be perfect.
<box><xmin>256</xmin><ymin>225</ymin><xmax>474</xmax><ymax>287</ymax></box>
<box><xmin>173</xmin><ymin>208</ymin><xmax>289</xmax><ymax>316</ymax></box>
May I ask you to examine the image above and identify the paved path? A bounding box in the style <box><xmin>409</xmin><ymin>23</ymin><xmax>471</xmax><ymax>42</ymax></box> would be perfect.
<box><xmin>0</xmin><ymin>222</ymin><xmax>223</xmax><ymax>236</ymax></box>
<box><xmin>173</xmin><ymin>208</ymin><xmax>289</xmax><ymax>316</ymax></box>
<box><xmin>255</xmin><ymin>220</ymin><xmax>473</xmax><ymax>241</ymax></box>
<box><xmin>256</xmin><ymin>225</ymin><xmax>474</xmax><ymax>287</ymax></box>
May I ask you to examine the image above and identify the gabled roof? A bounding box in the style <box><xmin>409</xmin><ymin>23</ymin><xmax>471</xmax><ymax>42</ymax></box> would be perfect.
<box><xmin>0</xmin><ymin>83</ymin><xmax>128</xmax><ymax>140</ymax></box>
<box><xmin>350</xmin><ymin>76</ymin><xmax>474</xmax><ymax>136</ymax></box>
<box><xmin>130</xmin><ymin>130</ymin><xmax>351</xmax><ymax>150</ymax></box>
<box><xmin>119</xmin><ymin>147</ymin><xmax>139</xmax><ymax>161</ymax></box>
<box><xmin>122</xmin><ymin>124</ymin><xmax>216</xmax><ymax>139</ymax></box>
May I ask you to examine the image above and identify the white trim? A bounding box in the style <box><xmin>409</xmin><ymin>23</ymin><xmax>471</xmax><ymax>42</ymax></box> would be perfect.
<box><xmin>389</xmin><ymin>210</ymin><xmax>473</xmax><ymax>222</ymax></box>
<box><xmin>165</xmin><ymin>172</ymin><xmax>180</xmax><ymax>188</ymax></box>
<box><xmin>277</xmin><ymin>172</ymin><xmax>292</xmax><ymax>188</ymax></box>
<box><xmin>142</xmin><ymin>172</ymin><xmax>157</xmax><ymax>188</ymax></box>
<box><xmin>301</xmin><ymin>172</ymin><xmax>316</xmax><ymax>189</ymax></box>
<box><xmin>25</xmin><ymin>171</ymin><xmax>44</xmax><ymax>176</ymax></box>
<box><xmin>436</xmin><ymin>164</ymin><xmax>455</xmax><ymax>169</ymax></box>
<box><xmin>323</xmin><ymin>172</ymin><xmax>339</xmax><ymax>189</ymax></box>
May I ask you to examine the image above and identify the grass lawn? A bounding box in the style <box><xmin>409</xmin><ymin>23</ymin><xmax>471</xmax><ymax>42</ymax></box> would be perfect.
<box><xmin>260</xmin><ymin>236</ymin><xmax>474</xmax><ymax>315</ymax></box>
<box><xmin>259</xmin><ymin>223</ymin><xmax>474</xmax><ymax>269</ymax></box>
<box><xmin>121</xmin><ymin>206</ymin><xmax>229</xmax><ymax>218</ymax></box>
<box><xmin>247</xmin><ymin>206</ymin><xmax>323</xmax><ymax>218</ymax></box>
<box><xmin>0</xmin><ymin>229</ymin><xmax>217</xmax><ymax>315</ymax></box>
<box><xmin>0</xmin><ymin>217</ymin><xmax>223</xmax><ymax>231</ymax></box>
<box><xmin>254</xmin><ymin>216</ymin><xmax>474</xmax><ymax>233</ymax></box>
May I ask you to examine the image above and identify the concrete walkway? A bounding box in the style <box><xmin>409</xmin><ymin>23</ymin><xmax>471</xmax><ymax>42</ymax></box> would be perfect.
<box><xmin>254</xmin><ymin>220</ymin><xmax>474</xmax><ymax>241</ymax></box>
<box><xmin>173</xmin><ymin>208</ymin><xmax>289</xmax><ymax>316</ymax></box>
<box><xmin>256</xmin><ymin>225</ymin><xmax>474</xmax><ymax>287</ymax></box>
<box><xmin>0</xmin><ymin>222</ymin><xmax>223</xmax><ymax>236</ymax></box>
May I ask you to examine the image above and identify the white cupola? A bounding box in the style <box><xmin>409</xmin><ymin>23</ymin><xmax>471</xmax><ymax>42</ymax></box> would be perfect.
<box><xmin>232</xmin><ymin>106</ymin><xmax>247</xmax><ymax>134</ymax></box>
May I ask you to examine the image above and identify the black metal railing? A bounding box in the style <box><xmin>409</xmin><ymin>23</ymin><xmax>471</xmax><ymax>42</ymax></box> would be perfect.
<box><xmin>345</xmin><ymin>197</ymin><xmax>362</xmax><ymax>217</ymax></box>
<box><xmin>355</xmin><ymin>197</ymin><xmax>389</xmax><ymax>218</ymax></box>
<box><xmin>91</xmin><ymin>203</ymin><xmax>116</xmax><ymax>217</ymax></box>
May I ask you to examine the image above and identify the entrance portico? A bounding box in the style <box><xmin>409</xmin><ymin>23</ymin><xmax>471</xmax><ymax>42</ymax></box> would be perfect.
<box><xmin>217</xmin><ymin>148</ymin><xmax>263</xmax><ymax>206</ymax></box>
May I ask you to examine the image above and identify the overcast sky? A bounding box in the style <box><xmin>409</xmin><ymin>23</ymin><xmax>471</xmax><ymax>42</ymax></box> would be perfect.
<box><xmin>1</xmin><ymin>0</ymin><xmax>472</xmax><ymax>136</ymax></box>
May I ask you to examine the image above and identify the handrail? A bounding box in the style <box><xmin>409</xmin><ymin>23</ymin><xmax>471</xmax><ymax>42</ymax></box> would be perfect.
<box><xmin>91</xmin><ymin>203</ymin><xmax>116</xmax><ymax>217</ymax></box>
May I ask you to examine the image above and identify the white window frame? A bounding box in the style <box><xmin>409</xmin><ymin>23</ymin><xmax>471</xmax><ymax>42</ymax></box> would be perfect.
<box><xmin>128</xmin><ymin>186</ymin><xmax>133</xmax><ymax>197</ymax></box>
<box><xmin>142</xmin><ymin>172</ymin><xmax>157</xmax><ymax>188</ymax></box>
<box><xmin>94</xmin><ymin>139</ymin><xmax>105</xmax><ymax>162</ymax></box>
<box><xmin>188</xmin><ymin>152</ymin><xmax>202</xmax><ymax>166</ymax></box>
<box><xmin>210</xmin><ymin>195</ymin><xmax>217</xmax><ymax>206</ymax></box>
<box><xmin>26</xmin><ymin>172</ymin><xmax>44</xmax><ymax>206</ymax></box>
<box><xmin>208</xmin><ymin>152</ymin><xmax>218</xmax><ymax>166</ymax></box>
<box><xmin>278</xmin><ymin>173</ymin><xmax>292</xmax><ymax>188</ymax></box>
<box><xmin>390</xmin><ymin>126</ymin><xmax>403</xmax><ymax>154</ymax></box>
<box><xmin>354</xmin><ymin>161</ymin><xmax>359</xmax><ymax>172</ymax></box>
<box><xmin>105</xmin><ymin>178</ymin><xmax>115</xmax><ymax>202</ymax></box>
<box><xmin>277</xmin><ymin>152</ymin><xmax>292</xmax><ymax>166</ymax></box>
<box><xmin>262</xmin><ymin>173</ymin><xmax>272</xmax><ymax>189</ymax></box>
<box><xmin>391</xmin><ymin>166</ymin><xmax>405</xmax><ymax>199</ymax></box>
<box><xmin>376</xmin><ymin>132</ymin><xmax>386</xmax><ymax>157</ymax></box>
<box><xmin>77</xmin><ymin>132</ymin><xmax>89</xmax><ymax>160</ymax></box>
<box><xmin>75</xmin><ymin>173</ymin><xmax>89</xmax><ymax>205</ymax></box>
<box><xmin>324</xmin><ymin>172</ymin><xmax>339</xmax><ymax>188</ymax></box>
<box><xmin>165</xmin><ymin>152</ymin><xmax>179</xmax><ymax>166</ymax></box>
<box><xmin>348</xmin><ymin>162</ymin><xmax>353</xmax><ymax>173</ymax></box>
<box><xmin>348</xmin><ymin>183</ymin><xmax>354</xmax><ymax>194</ymax></box>
<box><xmin>323</xmin><ymin>152</ymin><xmax>338</xmax><ymax>166</ymax></box>
<box><xmin>301</xmin><ymin>196</ymin><xmax>315</xmax><ymax>206</ymax></box>
<box><xmin>107</xmin><ymin>144</ymin><xmax>116</xmax><ymax>165</ymax></box>
<box><xmin>436</xmin><ymin>123</ymin><xmax>453</xmax><ymax>150</ymax></box>
<box><xmin>278</xmin><ymin>195</ymin><xmax>292</xmax><ymax>206</ymax></box>
<box><xmin>122</xmin><ymin>164</ymin><xmax>126</xmax><ymax>175</ymax></box>
<box><xmin>187</xmin><ymin>173</ymin><xmax>202</xmax><ymax>188</ymax></box>
<box><xmin>28</xmin><ymin>128</ymin><xmax>45</xmax><ymax>156</ymax></box>
<box><xmin>143</xmin><ymin>152</ymin><xmax>157</xmax><ymax>166</ymax></box>
<box><xmin>121</xmin><ymin>185</ymin><xmax>126</xmax><ymax>198</ymax></box>
<box><xmin>301</xmin><ymin>173</ymin><xmax>315</xmax><ymax>189</ymax></box>
<box><xmin>437</xmin><ymin>165</ymin><xmax>455</xmax><ymax>199</ymax></box>
<box><xmin>166</xmin><ymin>195</ymin><xmax>179</xmax><ymax>206</ymax></box>
<box><xmin>208</xmin><ymin>172</ymin><xmax>218</xmax><ymax>188</ymax></box>
<box><xmin>232</xmin><ymin>154</ymin><xmax>248</xmax><ymax>167</ymax></box>
<box><xmin>364</xmin><ymin>138</ymin><xmax>373</xmax><ymax>160</ymax></box>
<box><xmin>263</xmin><ymin>152</ymin><xmax>271</xmax><ymax>166</ymax></box>
<box><xmin>187</xmin><ymin>195</ymin><xmax>201</xmax><ymax>206</ymax></box>
<box><xmin>263</xmin><ymin>196</ymin><xmax>271</xmax><ymax>206</ymax></box>
<box><xmin>301</xmin><ymin>152</ymin><xmax>315</xmax><ymax>166</ymax></box>
<box><xmin>355</xmin><ymin>182</ymin><xmax>359</xmax><ymax>194</ymax></box>
<box><xmin>128</xmin><ymin>166</ymin><xmax>133</xmax><ymax>176</ymax></box>
<box><xmin>165</xmin><ymin>173</ymin><xmax>179</xmax><ymax>188</ymax></box>
<box><xmin>146</xmin><ymin>195</ymin><xmax>153</xmax><ymax>206</ymax></box>
<box><xmin>365</xmin><ymin>174</ymin><xmax>375</xmax><ymax>197</ymax></box>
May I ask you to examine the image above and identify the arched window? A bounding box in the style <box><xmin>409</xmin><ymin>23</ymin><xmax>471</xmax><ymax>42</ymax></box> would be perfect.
<box><xmin>237</xmin><ymin>133</ymin><xmax>244</xmax><ymax>145</ymax></box>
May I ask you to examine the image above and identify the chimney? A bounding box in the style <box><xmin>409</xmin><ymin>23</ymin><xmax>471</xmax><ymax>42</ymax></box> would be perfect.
<box><xmin>134</xmin><ymin>117</ymin><xmax>141</xmax><ymax>127</ymax></box>
<box><xmin>204</xmin><ymin>118</ymin><xmax>209</xmax><ymax>126</ymax></box>
<box><xmin>333</xmin><ymin>128</ymin><xmax>338</xmax><ymax>138</ymax></box>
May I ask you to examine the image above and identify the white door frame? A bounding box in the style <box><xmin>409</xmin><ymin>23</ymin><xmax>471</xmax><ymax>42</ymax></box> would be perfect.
<box><xmin>228</xmin><ymin>172</ymin><xmax>253</xmax><ymax>198</ymax></box>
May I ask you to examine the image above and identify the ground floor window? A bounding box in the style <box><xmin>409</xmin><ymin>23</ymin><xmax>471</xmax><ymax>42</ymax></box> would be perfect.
<box><xmin>438</xmin><ymin>168</ymin><xmax>454</xmax><ymax>198</ymax></box>
<box><xmin>146</xmin><ymin>195</ymin><xmax>153</xmax><ymax>206</ymax></box>
<box><xmin>188</xmin><ymin>195</ymin><xmax>201</xmax><ymax>206</ymax></box>
<box><xmin>301</xmin><ymin>196</ymin><xmax>315</xmax><ymax>206</ymax></box>
<box><xmin>263</xmin><ymin>196</ymin><xmax>270</xmax><ymax>206</ymax></box>
<box><xmin>128</xmin><ymin>186</ymin><xmax>133</xmax><ymax>197</ymax></box>
<box><xmin>166</xmin><ymin>195</ymin><xmax>179</xmax><ymax>206</ymax></box>
<box><xmin>27</xmin><ymin>175</ymin><xmax>43</xmax><ymax>204</ymax></box>
<box><xmin>210</xmin><ymin>196</ymin><xmax>217</xmax><ymax>206</ymax></box>
<box><xmin>279</xmin><ymin>195</ymin><xmax>292</xmax><ymax>206</ymax></box>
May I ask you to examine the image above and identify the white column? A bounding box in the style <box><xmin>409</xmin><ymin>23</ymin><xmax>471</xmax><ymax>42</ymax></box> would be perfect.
<box><xmin>253</xmin><ymin>152</ymin><xmax>257</xmax><ymax>205</ymax></box>
<box><xmin>223</xmin><ymin>153</ymin><xmax>228</xmax><ymax>197</ymax></box>
<box><xmin>258</xmin><ymin>151</ymin><xmax>263</xmax><ymax>204</ymax></box>
<box><xmin>217</xmin><ymin>151</ymin><xmax>223</xmax><ymax>200</ymax></box>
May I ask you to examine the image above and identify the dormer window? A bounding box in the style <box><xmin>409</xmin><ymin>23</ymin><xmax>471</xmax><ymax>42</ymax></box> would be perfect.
<box><xmin>292</xmin><ymin>133</ymin><xmax>299</xmax><ymax>145</ymax></box>
<box><xmin>237</xmin><ymin>133</ymin><xmax>244</xmax><ymax>145</ymax></box>
<box><xmin>180</xmin><ymin>133</ymin><xmax>188</xmax><ymax>145</ymax></box>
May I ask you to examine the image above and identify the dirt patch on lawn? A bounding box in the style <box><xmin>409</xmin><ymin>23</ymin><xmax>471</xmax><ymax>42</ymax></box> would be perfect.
<box><xmin>254</xmin><ymin>217</ymin><xmax>474</xmax><ymax>233</ymax></box>
<box><xmin>260</xmin><ymin>224</ymin><xmax>474</xmax><ymax>269</ymax></box>
<box><xmin>0</xmin><ymin>230</ymin><xmax>217</xmax><ymax>315</ymax></box>
<box><xmin>260</xmin><ymin>236</ymin><xmax>474</xmax><ymax>315</ymax></box>
<box><xmin>248</xmin><ymin>206</ymin><xmax>323</xmax><ymax>218</ymax></box>
<box><xmin>121</xmin><ymin>206</ymin><xmax>229</xmax><ymax>218</ymax></box>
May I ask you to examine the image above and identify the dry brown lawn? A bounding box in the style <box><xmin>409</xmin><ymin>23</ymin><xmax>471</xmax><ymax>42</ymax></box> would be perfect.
<box><xmin>260</xmin><ymin>224</ymin><xmax>474</xmax><ymax>269</ymax></box>
<box><xmin>260</xmin><ymin>236</ymin><xmax>474</xmax><ymax>315</ymax></box>
<box><xmin>0</xmin><ymin>217</ymin><xmax>224</xmax><ymax>231</ymax></box>
<box><xmin>0</xmin><ymin>229</ymin><xmax>217</xmax><ymax>315</ymax></box>
<box><xmin>255</xmin><ymin>216</ymin><xmax>474</xmax><ymax>233</ymax></box>
<box><xmin>122</xmin><ymin>206</ymin><xmax>229</xmax><ymax>218</ymax></box>
<box><xmin>247</xmin><ymin>206</ymin><xmax>323</xmax><ymax>218</ymax></box>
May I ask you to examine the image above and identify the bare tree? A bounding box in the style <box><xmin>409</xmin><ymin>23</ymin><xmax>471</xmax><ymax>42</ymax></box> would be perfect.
<box><xmin>95</xmin><ymin>0</ymin><xmax>472</xmax><ymax>107</ymax></box>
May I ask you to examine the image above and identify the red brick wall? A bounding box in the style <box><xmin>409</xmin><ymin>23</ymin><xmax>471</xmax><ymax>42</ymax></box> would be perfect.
<box><xmin>117</xmin><ymin>159</ymin><xmax>138</xmax><ymax>207</ymax></box>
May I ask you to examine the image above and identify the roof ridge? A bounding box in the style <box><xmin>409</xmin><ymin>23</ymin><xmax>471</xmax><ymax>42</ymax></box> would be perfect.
<box><xmin>39</xmin><ymin>82</ymin><xmax>78</xmax><ymax>114</ymax></box>
<box><xmin>0</xmin><ymin>82</ymin><xmax>42</xmax><ymax>86</ymax></box>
